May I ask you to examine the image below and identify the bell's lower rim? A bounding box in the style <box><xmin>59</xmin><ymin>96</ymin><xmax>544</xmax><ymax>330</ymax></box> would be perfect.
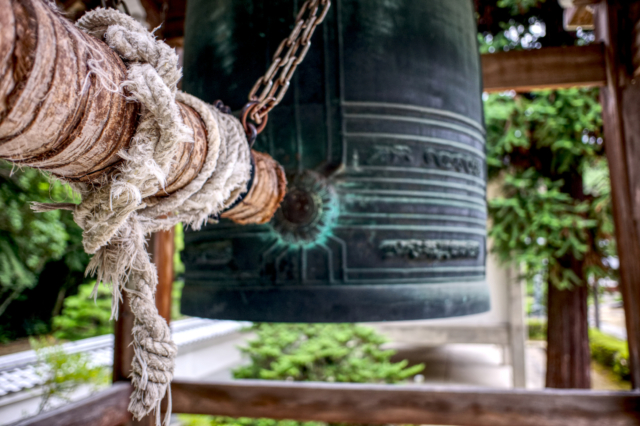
<box><xmin>180</xmin><ymin>281</ymin><xmax>491</xmax><ymax>323</ymax></box>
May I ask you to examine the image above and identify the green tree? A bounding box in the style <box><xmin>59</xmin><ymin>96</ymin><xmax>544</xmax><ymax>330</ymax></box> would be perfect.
<box><xmin>480</xmin><ymin>0</ymin><xmax>614</xmax><ymax>388</ymax></box>
<box><xmin>180</xmin><ymin>324</ymin><xmax>423</xmax><ymax>426</ymax></box>
<box><xmin>486</xmin><ymin>89</ymin><xmax>613</xmax><ymax>287</ymax></box>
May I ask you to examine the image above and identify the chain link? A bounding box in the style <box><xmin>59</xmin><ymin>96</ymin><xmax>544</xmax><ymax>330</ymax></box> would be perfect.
<box><xmin>243</xmin><ymin>0</ymin><xmax>331</xmax><ymax>137</ymax></box>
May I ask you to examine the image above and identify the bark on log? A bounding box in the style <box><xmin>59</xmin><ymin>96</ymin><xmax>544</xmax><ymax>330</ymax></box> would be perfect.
<box><xmin>0</xmin><ymin>0</ymin><xmax>284</xmax><ymax>223</ymax></box>
<box><xmin>0</xmin><ymin>0</ymin><xmax>140</xmax><ymax>181</ymax></box>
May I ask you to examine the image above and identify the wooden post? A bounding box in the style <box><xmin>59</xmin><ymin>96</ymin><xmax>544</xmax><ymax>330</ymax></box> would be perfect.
<box><xmin>595</xmin><ymin>0</ymin><xmax>640</xmax><ymax>389</ymax></box>
<box><xmin>509</xmin><ymin>267</ymin><xmax>527</xmax><ymax>388</ymax></box>
<box><xmin>113</xmin><ymin>230</ymin><xmax>174</xmax><ymax>381</ymax></box>
<box><xmin>150</xmin><ymin>229</ymin><xmax>175</xmax><ymax>324</ymax></box>
<box><xmin>138</xmin><ymin>0</ymin><xmax>187</xmax><ymax>46</ymax></box>
<box><xmin>113</xmin><ymin>293</ymin><xmax>135</xmax><ymax>384</ymax></box>
<box><xmin>113</xmin><ymin>229</ymin><xmax>174</xmax><ymax>426</ymax></box>
<box><xmin>112</xmin><ymin>293</ymin><xmax>154</xmax><ymax>425</ymax></box>
<box><xmin>593</xmin><ymin>279</ymin><xmax>601</xmax><ymax>330</ymax></box>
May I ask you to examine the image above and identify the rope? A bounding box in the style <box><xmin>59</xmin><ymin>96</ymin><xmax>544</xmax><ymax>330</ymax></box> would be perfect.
<box><xmin>32</xmin><ymin>8</ymin><xmax>252</xmax><ymax>424</ymax></box>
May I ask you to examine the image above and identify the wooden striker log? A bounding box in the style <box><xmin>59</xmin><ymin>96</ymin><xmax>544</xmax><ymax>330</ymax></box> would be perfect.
<box><xmin>0</xmin><ymin>0</ymin><xmax>284</xmax><ymax>223</ymax></box>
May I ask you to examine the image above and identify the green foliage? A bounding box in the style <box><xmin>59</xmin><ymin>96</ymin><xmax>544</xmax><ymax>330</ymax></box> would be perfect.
<box><xmin>485</xmin><ymin>88</ymin><xmax>614</xmax><ymax>289</ymax></box>
<box><xmin>497</xmin><ymin>0</ymin><xmax>545</xmax><ymax>15</ymax></box>
<box><xmin>180</xmin><ymin>324</ymin><xmax>423</xmax><ymax>426</ymax></box>
<box><xmin>589</xmin><ymin>328</ymin><xmax>630</xmax><ymax>382</ymax></box>
<box><xmin>0</xmin><ymin>165</ymin><xmax>75</xmax><ymax>308</ymax></box>
<box><xmin>52</xmin><ymin>282</ymin><xmax>112</xmax><ymax>341</ymax></box>
<box><xmin>172</xmin><ymin>279</ymin><xmax>185</xmax><ymax>320</ymax></box>
<box><xmin>32</xmin><ymin>337</ymin><xmax>110</xmax><ymax>413</ymax></box>
<box><xmin>172</xmin><ymin>223</ymin><xmax>187</xmax><ymax>320</ymax></box>
<box><xmin>485</xmin><ymin>89</ymin><xmax>603</xmax><ymax>177</ymax></box>
<box><xmin>489</xmin><ymin>169</ymin><xmax>595</xmax><ymax>288</ymax></box>
<box><xmin>525</xmin><ymin>323</ymin><xmax>629</xmax><ymax>382</ymax></box>
<box><xmin>0</xmin><ymin>163</ymin><xmax>89</xmax><ymax>339</ymax></box>
<box><xmin>235</xmin><ymin>323</ymin><xmax>424</xmax><ymax>383</ymax></box>
<box><xmin>477</xmin><ymin>6</ymin><xmax>547</xmax><ymax>54</ymax></box>
<box><xmin>527</xmin><ymin>318</ymin><xmax>547</xmax><ymax>340</ymax></box>
<box><xmin>174</xmin><ymin>222</ymin><xmax>185</xmax><ymax>276</ymax></box>
<box><xmin>480</xmin><ymin>0</ymin><xmax>613</xmax><ymax>294</ymax></box>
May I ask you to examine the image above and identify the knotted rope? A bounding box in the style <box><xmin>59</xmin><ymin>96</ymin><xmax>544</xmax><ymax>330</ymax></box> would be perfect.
<box><xmin>33</xmin><ymin>8</ymin><xmax>252</xmax><ymax>424</ymax></box>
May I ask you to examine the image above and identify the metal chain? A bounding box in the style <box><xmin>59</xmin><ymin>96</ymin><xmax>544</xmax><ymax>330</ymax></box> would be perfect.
<box><xmin>241</xmin><ymin>0</ymin><xmax>331</xmax><ymax>142</ymax></box>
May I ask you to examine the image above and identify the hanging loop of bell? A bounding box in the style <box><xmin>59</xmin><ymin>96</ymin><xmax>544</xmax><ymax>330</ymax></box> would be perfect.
<box><xmin>241</xmin><ymin>102</ymin><xmax>267</xmax><ymax>147</ymax></box>
<box><xmin>240</xmin><ymin>0</ymin><xmax>331</xmax><ymax>144</ymax></box>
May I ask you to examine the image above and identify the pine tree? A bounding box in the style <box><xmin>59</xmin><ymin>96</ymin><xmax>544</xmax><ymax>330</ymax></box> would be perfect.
<box><xmin>480</xmin><ymin>0</ymin><xmax>616</xmax><ymax>387</ymax></box>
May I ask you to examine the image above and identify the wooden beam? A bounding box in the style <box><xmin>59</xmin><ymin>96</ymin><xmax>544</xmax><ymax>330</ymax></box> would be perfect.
<box><xmin>564</xmin><ymin>6</ymin><xmax>595</xmax><ymax>31</ymax></box>
<box><xmin>482</xmin><ymin>44</ymin><xmax>606</xmax><ymax>92</ymax></box>
<box><xmin>11</xmin><ymin>382</ymin><xmax>132</xmax><ymax>426</ymax></box>
<box><xmin>169</xmin><ymin>380</ymin><xmax>640</xmax><ymax>426</ymax></box>
<box><xmin>595</xmin><ymin>1</ymin><xmax>640</xmax><ymax>389</ymax></box>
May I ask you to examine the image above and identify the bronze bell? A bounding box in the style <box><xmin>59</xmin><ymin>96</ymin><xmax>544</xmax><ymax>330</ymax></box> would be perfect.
<box><xmin>180</xmin><ymin>0</ymin><xmax>489</xmax><ymax>322</ymax></box>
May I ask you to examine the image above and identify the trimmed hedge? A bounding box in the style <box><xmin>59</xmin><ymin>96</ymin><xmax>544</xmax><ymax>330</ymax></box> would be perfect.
<box><xmin>527</xmin><ymin>318</ymin><xmax>547</xmax><ymax>340</ymax></box>
<box><xmin>526</xmin><ymin>318</ymin><xmax>630</xmax><ymax>382</ymax></box>
<box><xmin>589</xmin><ymin>328</ymin><xmax>630</xmax><ymax>382</ymax></box>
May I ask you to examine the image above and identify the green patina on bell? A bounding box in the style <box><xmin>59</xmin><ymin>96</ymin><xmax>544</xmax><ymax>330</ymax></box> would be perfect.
<box><xmin>180</xmin><ymin>0</ymin><xmax>489</xmax><ymax>322</ymax></box>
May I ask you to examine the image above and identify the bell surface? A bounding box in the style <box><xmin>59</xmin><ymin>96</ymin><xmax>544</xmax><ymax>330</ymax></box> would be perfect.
<box><xmin>181</xmin><ymin>0</ymin><xmax>490</xmax><ymax>322</ymax></box>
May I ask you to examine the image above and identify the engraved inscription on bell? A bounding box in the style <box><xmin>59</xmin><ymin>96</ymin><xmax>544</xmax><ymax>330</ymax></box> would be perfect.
<box><xmin>424</xmin><ymin>148</ymin><xmax>482</xmax><ymax>176</ymax></box>
<box><xmin>380</xmin><ymin>240</ymin><xmax>481</xmax><ymax>261</ymax></box>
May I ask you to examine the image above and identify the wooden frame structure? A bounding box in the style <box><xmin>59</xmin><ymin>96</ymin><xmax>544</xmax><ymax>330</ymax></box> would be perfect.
<box><xmin>11</xmin><ymin>1</ymin><xmax>640</xmax><ymax>425</ymax></box>
<box><xmin>13</xmin><ymin>380</ymin><xmax>640</xmax><ymax>426</ymax></box>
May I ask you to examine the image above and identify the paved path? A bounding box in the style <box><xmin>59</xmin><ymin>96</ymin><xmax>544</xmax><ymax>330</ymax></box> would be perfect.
<box><xmin>591</xmin><ymin>294</ymin><xmax>627</xmax><ymax>340</ymax></box>
<box><xmin>393</xmin><ymin>340</ymin><xmax>622</xmax><ymax>391</ymax></box>
<box><xmin>392</xmin><ymin>342</ymin><xmax>546</xmax><ymax>389</ymax></box>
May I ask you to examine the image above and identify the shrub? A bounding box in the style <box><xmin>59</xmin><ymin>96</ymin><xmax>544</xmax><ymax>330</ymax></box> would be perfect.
<box><xmin>526</xmin><ymin>319</ymin><xmax>629</xmax><ymax>382</ymax></box>
<box><xmin>527</xmin><ymin>318</ymin><xmax>547</xmax><ymax>340</ymax></box>
<box><xmin>32</xmin><ymin>337</ymin><xmax>110</xmax><ymax>413</ymax></box>
<box><xmin>52</xmin><ymin>282</ymin><xmax>112</xmax><ymax>341</ymax></box>
<box><xmin>589</xmin><ymin>328</ymin><xmax>630</xmax><ymax>382</ymax></box>
<box><xmin>235</xmin><ymin>323</ymin><xmax>424</xmax><ymax>383</ymax></box>
<box><xmin>179</xmin><ymin>323</ymin><xmax>423</xmax><ymax>426</ymax></box>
